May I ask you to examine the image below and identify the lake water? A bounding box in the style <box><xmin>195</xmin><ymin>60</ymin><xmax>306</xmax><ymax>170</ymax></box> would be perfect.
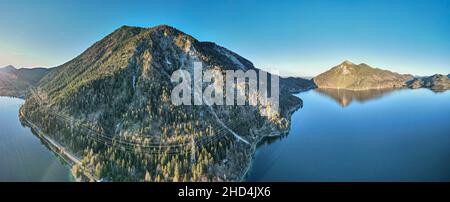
<box><xmin>247</xmin><ymin>88</ymin><xmax>450</xmax><ymax>181</ymax></box>
<box><xmin>0</xmin><ymin>97</ymin><xmax>73</xmax><ymax>182</ymax></box>
<box><xmin>1</xmin><ymin>88</ymin><xmax>449</xmax><ymax>182</ymax></box>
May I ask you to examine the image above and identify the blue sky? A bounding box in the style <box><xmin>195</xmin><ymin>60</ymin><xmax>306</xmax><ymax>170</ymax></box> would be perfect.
<box><xmin>0</xmin><ymin>0</ymin><xmax>449</xmax><ymax>76</ymax></box>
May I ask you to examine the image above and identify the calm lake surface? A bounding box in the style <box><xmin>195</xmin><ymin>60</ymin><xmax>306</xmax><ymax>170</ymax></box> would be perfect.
<box><xmin>0</xmin><ymin>97</ymin><xmax>73</xmax><ymax>181</ymax></box>
<box><xmin>247</xmin><ymin>88</ymin><xmax>450</xmax><ymax>181</ymax></box>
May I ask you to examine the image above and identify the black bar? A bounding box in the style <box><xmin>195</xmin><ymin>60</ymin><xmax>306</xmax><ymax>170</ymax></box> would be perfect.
<box><xmin>1</xmin><ymin>182</ymin><xmax>449</xmax><ymax>201</ymax></box>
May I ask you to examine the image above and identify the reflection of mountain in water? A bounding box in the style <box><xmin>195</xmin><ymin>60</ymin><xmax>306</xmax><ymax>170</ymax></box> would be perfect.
<box><xmin>315</xmin><ymin>88</ymin><xmax>397</xmax><ymax>107</ymax></box>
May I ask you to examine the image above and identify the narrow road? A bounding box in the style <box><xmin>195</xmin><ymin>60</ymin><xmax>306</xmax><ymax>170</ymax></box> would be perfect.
<box><xmin>20</xmin><ymin>111</ymin><xmax>98</xmax><ymax>182</ymax></box>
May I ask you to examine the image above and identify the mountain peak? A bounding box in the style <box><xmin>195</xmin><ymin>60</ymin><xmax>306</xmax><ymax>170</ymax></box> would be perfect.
<box><xmin>153</xmin><ymin>24</ymin><xmax>178</xmax><ymax>31</ymax></box>
<box><xmin>2</xmin><ymin>65</ymin><xmax>16</xmax><ymax>69</ymax></box>
<box><xmin>341</xmin><ymin>60</ymin><xmax>354</xmax><ymax>66</ymax></box>
<box><xmin>0</xmin><ymin>65</ymin><xmax>17</xmax><ymax>73</ymax></box>
<box><xmin>117</xmin><ymin>24</ymin><xmax>181</xmax><ymax>32</ymax></box>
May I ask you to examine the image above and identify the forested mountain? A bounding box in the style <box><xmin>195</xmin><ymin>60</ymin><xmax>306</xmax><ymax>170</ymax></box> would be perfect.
<box><xmin>20</xmin><ymin>25</ymin><xmax>313</xmax><ymax>181</ymax></box>
<box><xmin>313</xmin><ymin>61</ymin><xmax>413</xmax><ymax>90</ymax></box>
<box><xmin>0</xmin><ymin>65</ymin><xmax>49</xmax><ymax>98</ymax></box>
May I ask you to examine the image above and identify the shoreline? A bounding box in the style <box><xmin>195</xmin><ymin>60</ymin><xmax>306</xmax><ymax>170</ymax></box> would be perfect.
<box><xmin>315</xmin><ymin>86</ymin><xmax>407</xmax><ymax>91</ymax></box>
<box><xmin>19</xmin><ymin>108</ymin><xmax>97</xmax><ymax>182</ymax></box>
<box><xmin>238</xmin><ymin>98</ymin><xmax>303</xmax><ymax>182</ymax></box>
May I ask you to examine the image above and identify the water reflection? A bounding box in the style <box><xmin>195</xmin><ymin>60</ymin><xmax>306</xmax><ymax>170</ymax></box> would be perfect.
<box><xmin>247</xmin><ymin>89</ymin><xmax>450</xmax><ymax>181</ymax></box>
<box><xmin>315</xmin><ymin>88</ymin><xmax>397</xmax><ymax>107</ymax></box>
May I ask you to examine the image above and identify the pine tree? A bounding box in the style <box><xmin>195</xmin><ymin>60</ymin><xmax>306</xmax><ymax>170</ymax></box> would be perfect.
<box><xmin>173</xmin><ymin>162</ymin><xmax>180</xmax><ymax>182</ymax></box>
<box><xmin>95</xmin><ymin>162</ymin><xmax>103</xmax><ymax>179</ymax></box>
<box><xmin>144</xmin><ymin>170</ymin><xmax>152</xmax><ymax>182</ymax></box>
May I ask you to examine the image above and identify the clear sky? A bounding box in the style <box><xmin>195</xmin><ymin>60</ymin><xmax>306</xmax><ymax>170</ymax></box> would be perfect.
<box><xmin>0</xmin><ymin>0</ymin><xmax>449</xmax><ymax>76</ymax></box>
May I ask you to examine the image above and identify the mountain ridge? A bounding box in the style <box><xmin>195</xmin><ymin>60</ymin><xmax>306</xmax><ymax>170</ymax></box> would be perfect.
<box><xmin>0</xmin><ymin>65</ymin><xmax>49</xmax><ymax>98</ymax></box>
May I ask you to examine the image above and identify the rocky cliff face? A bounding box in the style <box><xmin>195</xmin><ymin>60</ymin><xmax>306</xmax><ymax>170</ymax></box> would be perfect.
<box><xmin>0</xmin><ymin>65</ymin><xmax>49</xmax><ymax>98</ymax></box>
<box><xmin>407</xmin><ymin>74</ymin><xmax>450</xmax><ymax>92</ymax></box>
<box><xmin>21</xmin><ymin>25</ymin><xmax>311</xmax><ymax>182</ymax></box>
<box><xmin>313</xmin><ymin>61</ymin><xmax>413</xmax><ymax>90</ymax></box>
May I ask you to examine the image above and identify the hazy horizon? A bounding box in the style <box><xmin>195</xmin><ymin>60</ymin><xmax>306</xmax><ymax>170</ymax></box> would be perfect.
<box><xmin>1</xmin><ymin>0</ymin><xmax>449</xmax><ymax>77</ymax></box>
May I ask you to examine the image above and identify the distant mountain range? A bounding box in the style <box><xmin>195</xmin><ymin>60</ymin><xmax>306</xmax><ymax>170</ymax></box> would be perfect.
<box><xmin>0</xmin><ymin>65</ymin><xmax>49</xmax><ymax>98</ymax></box>
<box><xmin>407</xmin><ymin>74</ymin><xmax>450</xmax><ymax>92</ymax></box>
<box><xmin>313</xmin><ymin>60</ymin><xmax>449</xmax><ymax>92</ymax></box>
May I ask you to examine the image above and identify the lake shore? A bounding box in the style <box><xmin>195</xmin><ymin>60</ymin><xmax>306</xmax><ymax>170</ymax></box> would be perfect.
<box><xmin>19</xmin><ymin>108</ymin><xmax>97</xmax><ymax>182</ymax></box>
<box><xmin>246</xmin><ymin>89</ymin><xmax>450</xmax><ymax>181</ymax></box>
<box><xmin>239</xmin><ymin>99</ymin><xmax>303</xmax><ymax>182</ymax></box>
